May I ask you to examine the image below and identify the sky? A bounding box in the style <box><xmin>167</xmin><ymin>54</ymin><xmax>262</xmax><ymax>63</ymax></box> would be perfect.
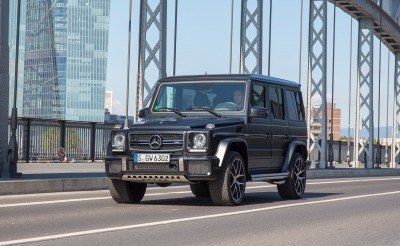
<box><xmin>106</xmin><ymin>0</ymin><xmax>395</xmax><ymax>137</ymax></box>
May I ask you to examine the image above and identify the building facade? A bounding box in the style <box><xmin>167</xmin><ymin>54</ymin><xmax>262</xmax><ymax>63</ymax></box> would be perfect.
<box><xmin>310</xmin><ymin>103</ymin><xmax>342</xmax><ymax>140</ymax></box>
<box><xmin>21</xmin><ymin>0</ymin><xmax>110</xmax><ymax>122</ymax></box>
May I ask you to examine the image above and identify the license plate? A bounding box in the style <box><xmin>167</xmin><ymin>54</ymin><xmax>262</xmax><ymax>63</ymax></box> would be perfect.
<box><xmin>133</xmin><ymin>154</ymin><xmax>170</xmax><ymax>163</ymax></box>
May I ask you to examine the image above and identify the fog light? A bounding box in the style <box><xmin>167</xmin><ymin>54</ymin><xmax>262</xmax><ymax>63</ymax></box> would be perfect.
<box><xmin>108</xmin><ymin>160</ymin><xmax>122</xmax><ymax>174</ymax></box>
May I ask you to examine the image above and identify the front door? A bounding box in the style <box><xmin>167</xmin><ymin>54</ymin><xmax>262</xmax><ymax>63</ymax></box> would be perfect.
<box><xmin>245</xmin><ymin>83</ymin><xmax>271</xmax><ymax>173</ymax></box>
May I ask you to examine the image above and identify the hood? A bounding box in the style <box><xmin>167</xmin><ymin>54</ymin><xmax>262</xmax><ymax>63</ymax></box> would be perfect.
<box><xmin>130</xmin><ymin>117</ymin><xmax>245</xmax><ymax>130</ymax></box>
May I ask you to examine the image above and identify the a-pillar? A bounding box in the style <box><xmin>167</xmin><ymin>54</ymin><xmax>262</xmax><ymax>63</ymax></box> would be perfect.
<box><xmin>354</xmin><ymin>18</ymin><xmax>374</xmax><ymax>169</ymax></box>
<box><xmin>307</xmin><ymin>0</ymin><xmax>328</xmax><ymax>168</ymax></box>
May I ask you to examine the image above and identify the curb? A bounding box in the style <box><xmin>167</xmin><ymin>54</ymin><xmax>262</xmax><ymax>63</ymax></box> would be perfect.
<box><xmin>0</xmin><ymin>177</ymin><xmax>108</xmax><ymax>196</ymax></box>
<box><xmin>1</xmin><ymin>169</ymin><xmax>400</xmax><ymax>196</ymax></box>
<box><xmin>307</xmin><ymin>169</ymin><xmax>400</xmax><ymax>179</ymax></box>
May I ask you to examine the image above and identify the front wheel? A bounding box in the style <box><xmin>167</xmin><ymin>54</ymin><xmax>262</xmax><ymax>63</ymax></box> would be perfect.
<box><xmin>209</xmin><ymin>151</ymin><xmax>246</xmax><ymax>206</ymax></box>
<box><xmin>277</xmin><ymin>152</ymin><xmax>306</xmax><ymax>199</ymax></box>
<box><xmin>109</xmin><ymin>179</ymin><xmax>147</xmax><ymax>203</ymax></box>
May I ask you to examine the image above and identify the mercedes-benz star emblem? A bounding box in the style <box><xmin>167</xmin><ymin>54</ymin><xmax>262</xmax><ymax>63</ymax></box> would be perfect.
<box><xmin>149</xmin><ymin>135</ymin><xmax>163</xmax><ymax>150</ymax></box>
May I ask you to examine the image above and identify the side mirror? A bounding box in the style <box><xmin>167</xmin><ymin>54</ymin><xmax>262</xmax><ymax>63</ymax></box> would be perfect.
<box><xmin>249</xmin><ymin>106</ymin><xmax>269</xmax><ymax>119</ymax></box>
<box><xmin>138</xmin><ymin>108</ymin><xmax>148</xmax><ymax>119</ymax></box>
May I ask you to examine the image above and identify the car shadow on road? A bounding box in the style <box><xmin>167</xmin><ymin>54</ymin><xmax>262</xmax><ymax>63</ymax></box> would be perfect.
<box><xmin>139</xmin><ymin>191</ymin><xmax>342</xmax><ymax>207</ymax></box>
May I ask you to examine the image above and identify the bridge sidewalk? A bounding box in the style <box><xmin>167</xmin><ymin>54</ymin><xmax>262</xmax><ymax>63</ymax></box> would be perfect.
<box><xmin>0</xmin><ymin>162</ymin><xmax>400</xmax><ymax>196</ymax></box>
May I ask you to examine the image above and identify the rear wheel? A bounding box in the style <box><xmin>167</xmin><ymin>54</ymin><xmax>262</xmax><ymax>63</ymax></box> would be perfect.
<box><xmin>209</xmin><ymin>151</ymin><xmax>246</xmax><ymax>206</ymax></box>
<box><xmin>190</xmin><ymin>182</ymin><xmax>210</xmax><ymax>198</ymax></box>
<box><xmin>277</xmin><ymin>152</ymin><xmax>306</xmax><ymax>199</ymax></box>
<box><xmin>109</xmin><ymin>179</ymin><xmax>147</xmax><ymax>203</ymax></box>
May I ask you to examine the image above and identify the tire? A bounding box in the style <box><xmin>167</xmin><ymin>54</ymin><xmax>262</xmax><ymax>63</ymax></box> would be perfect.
<box><xmin>208</xmin><ymin>151</ymin><xmax>246</xmax><ymax>206</ymax></box>
<box><xmin>190</xmin><ymin>182</ymin><xmax>210</xmax><ymax>198</ymax></box>
<box><xmin>277</xmin><ymin>152</ymin><xmax>306</xmax><ymax>199</ymax></box>
<box><xmin>109</xmin><ymin>179</ymin><xmax>147</xmax><ymax>204</ymax></box>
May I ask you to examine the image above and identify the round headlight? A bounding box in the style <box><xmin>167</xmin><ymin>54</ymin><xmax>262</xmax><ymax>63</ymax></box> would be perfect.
<box><xmin>193</xmin><ymin>133</ymin><xmax>207</xmax><ymax>148</ymax></box>
<box><xmin>113</xmin><ymin>133</ymin><xmax>126</xmax><ymax>149</ymax></box>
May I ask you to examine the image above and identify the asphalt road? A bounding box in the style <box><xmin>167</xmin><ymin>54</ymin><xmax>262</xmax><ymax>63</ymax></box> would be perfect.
<box><xmin>1</xmin><ymin>177</ymin><xmax>400</xmax><ymax>246</ymax></box>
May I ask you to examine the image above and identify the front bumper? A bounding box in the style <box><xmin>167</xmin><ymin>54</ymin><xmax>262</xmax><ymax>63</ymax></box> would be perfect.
<box><xmin>105</xmin><ymin>155</ymin><xmax>221</xmax><ymax>183</ymax></box>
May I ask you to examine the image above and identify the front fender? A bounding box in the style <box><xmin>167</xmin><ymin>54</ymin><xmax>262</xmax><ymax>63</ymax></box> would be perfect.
<box><xmin>281</xmin><ymin>141</ymin><xmax>308</xmax><ymax>172</ymax></box>
<box><xmin>215</xmin><ymin>138</ymin><xmax>248</xmax><ymax>167</ymax></box>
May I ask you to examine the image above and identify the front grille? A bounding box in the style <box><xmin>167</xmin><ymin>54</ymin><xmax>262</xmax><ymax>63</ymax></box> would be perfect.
<box><xmin>128</xmin><ymin>161</ymin><xmax>179</xmax><ymax>173</ymax></box>
<box><xmin>130</xmin><ymin>133</ymin><xmax>184</xmax><ymax>151</ymax></box>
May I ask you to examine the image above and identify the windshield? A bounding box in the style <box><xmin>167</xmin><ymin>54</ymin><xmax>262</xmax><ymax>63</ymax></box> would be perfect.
<box><xmin>152</xmin><ymin>82</ymin><xmax>247</xmax><ymax>112</ymax></box>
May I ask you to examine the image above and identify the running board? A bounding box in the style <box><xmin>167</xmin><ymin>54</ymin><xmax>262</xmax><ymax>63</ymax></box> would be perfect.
<box><xmin>251</xmin><ymin>172</ymin><xmax>289</xmax><ymax>182</ymax></box>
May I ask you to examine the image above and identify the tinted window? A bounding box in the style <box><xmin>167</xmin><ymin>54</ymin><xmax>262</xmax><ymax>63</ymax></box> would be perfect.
<box><xmin>294</xmin><ymin>91</ymin><xmax>304</xmax><ymax>120</ymax></box>
<box><xmin>286</xmin><ymin>90</ymin><xmax>297</xmax><ymax>120</ymax></box>
<box><xmin>285</xmin><ymin>90</ymin><xmax>304</xmax><ymax>120</ymax></box>
<box><xmin>269</xmin><ymin>86</ymin><xmax>285</xmax><ymax>119</ymax></box>
<box><xmin>251</xmin><ymin>84</ymin><xmax>265</xmax><ymax>107</ymax></box>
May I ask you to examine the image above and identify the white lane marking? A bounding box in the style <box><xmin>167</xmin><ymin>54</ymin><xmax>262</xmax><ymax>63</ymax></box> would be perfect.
<box><xmin>1</xmin><ymin>190</ymin><xmax>400</xmax><ymax>246</ymax></box>
<box><xmin>1</xmin><ymin>177</ymin><xmax>400</xmax><ymax>207</ymax></box>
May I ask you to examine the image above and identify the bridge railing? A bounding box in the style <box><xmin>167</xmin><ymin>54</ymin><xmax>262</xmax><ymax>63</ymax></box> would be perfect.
<box><xmin>309</xmin><ymin>140</ymin><xmax>397</xmax><ymax>166</ymax></box>
<box><xmin>13</xmin><ymin>118</ymin><xmax>115</xmax><ymax>162</ymax></box>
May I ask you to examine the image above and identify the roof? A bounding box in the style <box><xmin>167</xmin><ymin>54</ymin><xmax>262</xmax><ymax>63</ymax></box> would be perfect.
<box><xmin>158</xmin><ymin>74</ymin><xmax>300</xmax><ymax>88</ymax></box>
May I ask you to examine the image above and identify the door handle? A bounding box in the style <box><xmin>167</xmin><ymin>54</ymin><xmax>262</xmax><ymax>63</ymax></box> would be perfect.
<box><xmin>266</xmin><ymin>133</ymin><xmax>270</xmax><ymax>138</ymax></box>
<box><xmin>285</xmin><ymin>134</ymin><xmax>290</xmax><ymax>139</ymax></box>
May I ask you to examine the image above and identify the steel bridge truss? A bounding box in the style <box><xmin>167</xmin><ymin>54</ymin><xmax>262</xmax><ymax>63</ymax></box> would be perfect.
<box><xmin>392</xmin><ymin>52</ymin><xmax>400</xmax><ymax>168</ymax></box>
<box><xmin>135</xmin><ymin>0</ymin><xmax>167</xmax><ymax>119</ymax></box>
<box><xmin>307</xmin><ymin>0</ymin><xmax>328</xmax><ymax>168</ymax></box>
<box><xmin>354</xmin><ymin>18</ymin><xmax>374</xmax><ymax>168</ymax></box>
<box><xmin>239</xmin><ymin>0</ymin><xmax>263</xmax><ymax>74</ymax></box>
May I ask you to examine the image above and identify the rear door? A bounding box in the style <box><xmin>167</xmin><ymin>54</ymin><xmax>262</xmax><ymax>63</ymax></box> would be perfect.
<box><xmin>285</xmin><ymin>89</ymin><xmax>307</xmax><ymax>143</ymax></box>
<box><xmin>267</xmin><ymin>84</ymin><xmax>289</xmax><ymax>169</ymax></box>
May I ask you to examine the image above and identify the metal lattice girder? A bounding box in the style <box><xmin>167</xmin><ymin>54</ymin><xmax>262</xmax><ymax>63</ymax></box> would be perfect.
<box><xmin>391</xmin><ymin>52</ymin><xmax>400</xmax><ymax>168</ymax></box>
<box><xmin>354</xmin><ymin>18</ymin><xmax>374</xmax><ymax>168</ymax></box>
<box><xmin>307</xmin><ymin>0</ymin><xmax>327</xmax><ymax>168</ymax></box>
<box><xmin>135</xmin><ymin>0</ymin><xmax>167</xmax><ymax>119</ymax></box>
<box><xmin>239</xmin><ymin>0</ymin><xmax>263</xmax><ymax>74</ymax></box>
<box><xmin>0</xmin><ymin>0</ymin><xmax>10</xmax><ymax>176</ymax></box>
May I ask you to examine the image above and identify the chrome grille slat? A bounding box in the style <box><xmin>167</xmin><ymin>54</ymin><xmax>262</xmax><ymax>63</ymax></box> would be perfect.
<box><xmin>129</xmin><ymin>133</ymin><xmax>184</xmax><ymax>151</ymax></box>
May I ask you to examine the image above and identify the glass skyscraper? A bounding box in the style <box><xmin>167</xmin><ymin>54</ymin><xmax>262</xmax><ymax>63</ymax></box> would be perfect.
<box><xmin>21</xmin><ymin>0</ymin><xmax>110</xmax><ymax>122</ymax></box>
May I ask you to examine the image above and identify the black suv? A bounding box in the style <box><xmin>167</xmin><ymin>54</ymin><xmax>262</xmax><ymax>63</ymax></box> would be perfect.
<box><xmin>105</xmin><ymin>74</ymin><xmax>311</xmax><ymax>206</ymax></box>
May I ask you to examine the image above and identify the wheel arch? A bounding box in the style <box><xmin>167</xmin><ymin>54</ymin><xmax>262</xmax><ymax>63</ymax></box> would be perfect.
<box><xmin>215</xmin><ymin>138</ymin><xmax>249</xmax><ymax>179</ymax></box>
<box><xmin>281</xmin><ymin>141</ymin><xmax>308</xmax><ymax>173</ymax></box>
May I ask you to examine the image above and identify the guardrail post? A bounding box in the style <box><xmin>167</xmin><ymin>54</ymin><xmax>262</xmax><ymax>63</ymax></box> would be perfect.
<box><xmin>23</xmin><ymin>119</ymin><xmax>31</xmax><ymax>163</ymax></box>
<box><xmin>90</xmin><ymin>123</ymin><xmax>96</xmax><ymax>162</ymax></box>
<box><xmin>338</xmin><ymin>140</ymin><xmax>341</xmax><ymax>163</ymax></box>
<box><xmin>60</xmin><ymin>121</ymin><xmax>66</xmax><ymax>149</ymax></box>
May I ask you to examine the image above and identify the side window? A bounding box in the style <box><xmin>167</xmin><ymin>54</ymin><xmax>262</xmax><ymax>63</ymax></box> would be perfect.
<box><xmin>251</xmin><ymin>84</ymin><xmax>266</xmax><ymax>108</ymax></box>
<box><xmin>268</xmin><ymin>86</ymin><xmax>285</xmax><ymax>120</ymax></box>
<box><xmin>294</xmin><ymin>91</ymin><xmax>305</xmax><ymax>120</ymax></box>
<box><xmin>286</xmin><ymin>90</ymin><xmax>298</xmax><ymax>120</ymax></box>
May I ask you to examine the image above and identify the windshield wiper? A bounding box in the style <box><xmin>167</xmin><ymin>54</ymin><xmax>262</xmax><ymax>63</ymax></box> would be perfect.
<box><xmin>187</xmin><ymin>107</ymin><xmax>222</xmax><ymax>118</ymax></box>
<box><xmin>155</xmin><ymin>107</ymin><xmax>186</xmax><ymax>117</ymax></box>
